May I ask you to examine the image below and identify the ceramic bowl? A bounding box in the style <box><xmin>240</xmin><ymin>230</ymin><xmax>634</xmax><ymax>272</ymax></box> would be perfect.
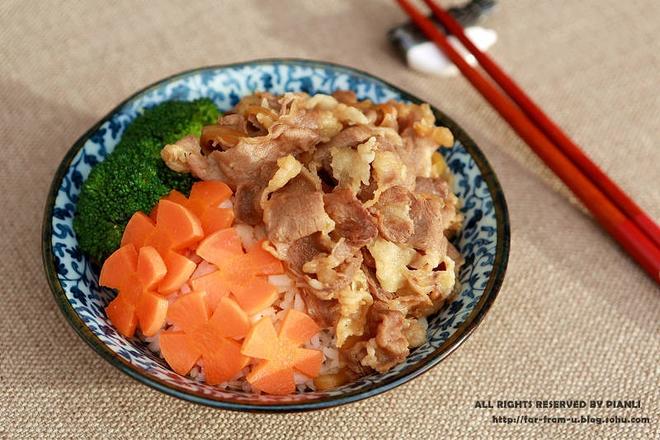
<box><xmin>42</xmin><ymin>59</ymin><xmax>509</xmax><ymax>411</ymax></box>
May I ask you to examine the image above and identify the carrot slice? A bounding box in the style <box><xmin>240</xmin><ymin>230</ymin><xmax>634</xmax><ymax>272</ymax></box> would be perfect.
<box><xmin>136</xmin><ymin>291</ymin><xmax>168</xmax><ymax>337</ymax></box>
<box><xmin>196</xmin><ymin>228</ymin><xmax>243</xmax><ymax>266</ymax></box>
<box><xmin>207</xmin><ymin>297</ymin><xmax>250</xmax><ymax>339</ymax></box>
<box><xmin>195</xmin><ymin>234</ymin><xmax>283</xmax><ymax>314</ymax></box>
<box><xmin>167</xmin><ymin>290</ymin><xmax>209</xmax><ymax>333</ymax></box>
<box><xmin>100</xmin><ymin>244</ymin><xmax>168</xmax><ymax>338</ymax></box>
<box><xmin>278</xmin><ymin>309</ymin><xmax>321</xmax><ymax>347</ymax></box>
<box><xmin>160</xmin><ymin>331</ymin><xmax>202</xmax><ymax>376</ymax></box>
<box><xmin>190</xmin><ymin>271</ymin><xmax>230</xmax><ymax>311</ymax></box>
<box><xmin>121</xmin><ymin>212</ymin><xmax>156</xmax><ymax>249</ymax></box>
<box><xmin>201</xmin><ymin>207</ymin><xmax>235</xmax><ymax>235</ymax></box>
<box><xmin>154</xmin><ymin>200</ymin><xmax>204</xmax><ymax>250</ymax></box>
<box><xmin>240</xmin><ymin>313</ymin><xmax>323</xmax><ymax>394</ymax></box>
<box><xmin>221</xmin><ymin>272</ymin><xmax>279</xmax><ymax>315</ymax></box>
<box><xmin>241</xmin><ymin>317</ymin><xmax>279</xmax><ymax>360</ymax></box>
<box><xmin>99</xmin><ymin>244</ymin><xmax>138</xmax><ymax>289</ymax></box>
<box><xmin>189</xmin><ymin>180</ymin><xmax>232</xmax><ymax>207</ymax></box>
<box><xmin>162</xmin><ymin>189</ymin><xmax>189</xmax><ymax>206</ymax></box>
<box><xmin>165</xmin><ymin>181</ymin><xmax>234</xmax><ymax>236</ymax></box>
<box><xmin>242</xmin><ymin>241</ymin><xmax>285</xmax><ymax>275</ymax></box>
<box><xmin>292</xmin><ymin>348</ymin><xmax>323</xmax><ymax>377</ymax></box>
<box><xmin>246</xmin><ymin>361</ymin><xmax>296</xmax><ymax>395</ymax></box>
<box><xmin>105</xmin><ymin>295</ymin><xmax>138</xmax><ymax>338</ymax></box>
<box><xmin>160</xmin><ymin>288</ymin><xmax>249</xmax><ymax>385</ymax></box>
<box><xmin>202</xmin><ymin>335</ymin><xmax>249</xmax><ymax>385</ymax></box>
<box><xmin>136</xmin><ymin>246</ymin><xmax>167</xmax><ymax>289</ymax></box>
<box><xmin>157</xmin><ymin>251</ymin><xmax>196</xmax><ymax>294</ymax></box>
<box><xmin>148</xmin><ymin>206</ymin><xmax>158</xmax><ymax>222</ymax></box>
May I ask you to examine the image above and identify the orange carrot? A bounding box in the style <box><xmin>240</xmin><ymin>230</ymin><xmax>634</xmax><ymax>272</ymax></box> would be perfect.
<box><xmin>105</xmin><ymin>295</ymin><xmax>138</xmax><ymax>338</ymax></box>
<box><xmin>166</xmin><ymin>290</ymin><xmax>210</xmax><ymax>333</ymax></box>
<box><xmin>195</xmin><ymin>228</ymin><xmax>243</xmax><ymax>266</ymax></box>
<box><xmin>136</xmin><ymin>291</ymin><xmax>169</xmax><ymax>337</ymax></box>
<box><xmin>196</xmin><ymin>229</ymin><xmax>284</xmax><ymax>314</ymax></box>
<box><xmin>120</xmin><ymin>199</ymin><xmax>204</xmax><ymax>294</ymax></box>
<box><xmin>189</xmin><ymin>180</ymin><xmax>232</xmax><ymax>206</ymax></box>
<box><xmin>121</xmin><ymin>212</ymin><xmax>156</xmax><ymax>249</ymax></box>
<box><xmin>165</xmin><ymin>181</ymin><xmax>234</xmax><ymax>236</ymax></box>
<box><xmin>160</xmin><ymin>292</ymin><xmax>250</xmax><ymax>384</ymax></box>
<box><xmin>202</xmin><ymin>337</ymin><xmax>249</xmax><ymax>385</ymax></box>
<box><xmin>200</xmin><ymin>207</ymin><xmax>235</xmax><ymax>236</ymax></box>
<box><xmin>162</xmin><ymin>189</ymin><xmax>189</xmax><ymax>206</ymax></box>
<box><xmin>99</xmin><ymin>244</ymin><xmax>167</xmax><ymax>338</ymax></box>
<box><xmin>218</xmin><ymin>271</ymin><xmax>279</xmax><ymax>315</ymax></box>
<box><xmin>159</xmin><ymin>332</ymin><xmax>201</xmax><ymax>376</ymax></box>
<box><xmin>247</xmin><ymin>361</ymin><xmax>296</xmax><ymax>396</ymax></box>
<box><xmin>241</xmin><ymin>310</ymin><xmax>323</xmax><ymax>395</ymax></box>
<box><xmin>157</xmin><ymin>250</ymin><xmax>197</xmax><ymax>294</ymax></box>
<box><xmin>150</xmin><ymin>200</ymin><xmax>204</xmax><ymax>250</ymax></box>
<box><xmin>242</xmin><ymin>241</ymin><xmax>285</xmax><ymax>275</ymax></box>
<box><xmin>190</xmin><ymin>271</ymin><xmax>230</xmax><ymax>311</ymax></box>
<box><xmin>121</xmin><ymin>200</ymin><xmax>203</xmax><ymax>293</ymax></box>
<box><xmin>279</xmin><ymin>308</ymin><xmax>321</xmax><ymax>347</ymax></box>
<box><xmin>136</xmin><ymin>246</ymin><xmax>167</xmax><ymax>289</ymax></box>
<box><xmin>241</xmin><ymin>316</ymin><xmax>279</xmax><ymax>360</ymax></box>
<box><xmin>99</xmin><ymin>244</ymin><xmax>139</xmax><ymax>294</ymax></box>
<box><xmin>208</xmin><ymin>297</ymin><xmax>250</xmax><ymax>339</ymax></box>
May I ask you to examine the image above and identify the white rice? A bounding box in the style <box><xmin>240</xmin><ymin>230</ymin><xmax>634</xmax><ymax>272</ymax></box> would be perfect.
<box><xmin>139</xmin><ymin>221</ymin><xmax>340</xmax><ymax>393</ymax></box>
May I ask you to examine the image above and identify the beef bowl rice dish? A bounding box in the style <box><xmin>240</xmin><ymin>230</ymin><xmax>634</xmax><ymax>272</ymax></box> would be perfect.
<box><xmin>74</xmin><ymin>90</ymin><xmax>463</xmax><ymax>395</ymax></box>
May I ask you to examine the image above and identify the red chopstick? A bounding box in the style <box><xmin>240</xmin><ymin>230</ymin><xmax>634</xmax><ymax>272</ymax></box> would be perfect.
<box><xmin>421</xmin><ymin>0</ymin><xmax>660</xmax><ymax>250</ymax></box>
<box><xmin>395</xmin><ymin>0</ymin><xmax>660</xmax><ymax>283</ymax></box>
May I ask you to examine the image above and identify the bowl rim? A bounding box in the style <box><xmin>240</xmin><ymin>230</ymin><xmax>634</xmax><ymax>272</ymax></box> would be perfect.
<box><xmin>42</xmin><ymin>58</ymin><xmax>510</xmax><ymax>412</ymax></box>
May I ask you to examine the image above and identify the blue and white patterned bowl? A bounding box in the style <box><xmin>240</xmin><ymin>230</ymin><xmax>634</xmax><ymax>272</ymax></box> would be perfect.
<box><xmin>42</xmin><ymin>59</ymin><xmax>509</xmax><ymax>411</ymax></box>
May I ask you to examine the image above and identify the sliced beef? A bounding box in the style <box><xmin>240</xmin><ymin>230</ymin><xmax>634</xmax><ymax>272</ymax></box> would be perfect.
<box><xmin>415</xmin><ymin>176</ymin><xmax>450</xmax><ymax>199</ymax></box>
<box><xmin>323</xmin><ymin>188</ymin><xmax>377</xmax><ymax>247</ymax></box>
<box><xmin>363</xmin><ymin>264</ymin><xmax>394</xmax><ymax>302</ymax></box>
<box><xmin>372</xmin><ymin>186</ymin><xmax>414</xmax><ymax>243</ymax></box>
<box><xmin>301</xmin><ymin>241</ymin><xmax>363</xmax><ymax>300</ymax></box>
<box><xmin>332</xmin><ymin>90</ymin><xmax>359</xmax><ymax>105</ymax></box>
<box><xmin>234</xmin><ymin>181</ymin><xmax>267</xmax><ymax>225</ymax></box>
<box><xmin>263</xmin><ymin>174</ymin><xmax>333</xmax><ymax>243</ymax></box>
<box><xmin>312</xmin><ymin>125</ymin><xmax>374</xmax><ymax>183</ymax></box>
<box><xmin>408</xmin><ymin>195</ymin><xmax>447</xmax><ymax>252</ymax></box>
<box><xmin>342</xmin><ymin>302</ymin><xmax>410</xmax><ymax>374</ymax></box>
<box><xmin>300</xmin><ymin>290</ymin><xmax>340</xmax><ymax>328</ymax></box>
<box><xmin>213</xmin><ymin>124</ymin><xmax>319</xmax><ymax>186</ymax></box>
<box><xmin>188</xmin><ymin>150</ymin><xmax>227</xmax><ymax>181</ymax></box>
<box><xmin>285</xmin><ymin>233</ymin><xmax>328</xmax><ymax>275</ymax></box>
<box><xmin>264</xmin><ymin>190</ymin><xmax>329</xmax><ymax>243</ymax></box>
<box><xmin>374</xmin><ymin>309</ymin><xmax>409</xmax><ymax>362</ymax></box>
<box><xmin>320</xmin><ymin>125</ymin><xmax>373</xmax><ymax>150</ymax></box>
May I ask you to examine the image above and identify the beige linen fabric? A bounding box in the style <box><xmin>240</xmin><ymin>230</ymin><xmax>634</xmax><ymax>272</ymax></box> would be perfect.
<box><xmin>1</xmin><ymin>0</ymin><xmax>658</xmax><ymax>438</ymax></box>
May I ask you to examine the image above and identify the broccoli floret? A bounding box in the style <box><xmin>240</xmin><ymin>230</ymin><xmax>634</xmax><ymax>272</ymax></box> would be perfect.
<box><xmin>74</xmin><ymin>99</ymin><xmax>219</xmax><ymax>263</ymax></box>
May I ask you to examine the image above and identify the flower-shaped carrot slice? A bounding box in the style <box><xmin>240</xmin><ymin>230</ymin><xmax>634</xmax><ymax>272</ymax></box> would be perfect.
<box><xmin>195</xmin><ymin>229</ymin><xmax>284</xmax><ymax>314</ymax></box>
<box><xmin>100</xmin><ymin>244</ymin><xmax>168</xmax><ymax>338</ymax></box>
<box><xmin>159</xmin><ymin>291</ymin><xmax>250</xmax><ymax>385</ymax></box>
<box><xmin>122</xmin><ymin>200</ymin><xmax>204</xmax><ymax>294</ymax></box>
<box><xmin>241</xmin><ymin>310</ymin><xmax>323</xmax><ymax>395</ymax></box>
<box><xmin>164</xmin><ymin>181</ymin><xmax>234</xmax><ymax>236</ymax></box>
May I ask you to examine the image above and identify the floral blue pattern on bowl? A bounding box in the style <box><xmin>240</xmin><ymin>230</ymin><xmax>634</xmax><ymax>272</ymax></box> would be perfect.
<box><xmin>43</xmin><ymin>59</ymin><xmax>509</xmax><ymax>411</ymax></box>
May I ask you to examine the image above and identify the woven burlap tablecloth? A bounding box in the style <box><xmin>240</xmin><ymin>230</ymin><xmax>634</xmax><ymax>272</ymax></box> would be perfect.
<box><xmin>1</xmin><ymin>0</ymin><xmax>658</xmax><ymax>438</ymax></box>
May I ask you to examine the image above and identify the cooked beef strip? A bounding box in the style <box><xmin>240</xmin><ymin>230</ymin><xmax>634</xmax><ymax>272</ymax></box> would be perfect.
<box><xmin>323</xmin><ymin>188</ymin><xmax>377</xmax><ymax>247</ymax></box>
<box><xmin>415</xmin><ymin>176</ymin><xmax>450</xmax><ymax>199</ymax></box>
